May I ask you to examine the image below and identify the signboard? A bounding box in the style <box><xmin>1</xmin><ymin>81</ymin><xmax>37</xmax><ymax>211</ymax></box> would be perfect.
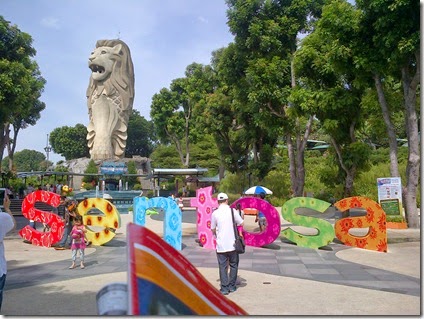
<box><xmin>379</xmin><ymin>199</ymin><xmax>402</xmax><ymax>216</ymax></box>
<box><xmin>377</xmin><ymin>177</ymin><xmax>403</xmax><ymax>216</ymax></box>
<box><xmin>100</xmin><ymin>162</ymin><xmax>127</xmax><ymax>175</ymax></box>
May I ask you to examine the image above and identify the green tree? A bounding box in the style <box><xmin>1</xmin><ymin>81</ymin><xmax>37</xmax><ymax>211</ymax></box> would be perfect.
<box><xmin>126</xmin><ymin>109</ymin><xmax>156</xmax><ymax>158</ymax></box>
<box><xmin>293</xmin><ymin>0</ymin><xmax>372</xmax><ymax>196</ymax></box>
<box><xmin>82</xmin><ymin>159</ymin><xmax>98</xmax><ymax>184</ymax></box>
<box><xmin>149</xmin><ymin>144</ymin><xmax>183</xmax><ymax>169</ymax></box>
<box><xmin>49</xmin><ymin>124</ymin><xmax>90</xmax><ymax>160</ymax></box>
<box><xmin>151</xmin><ymin>63</ymin><xmax>215</xmax><ymax>167</ymax></box>
<box><xmin>126</xmin><ymin>160</ymin><xmax>138</xmax><ymax>187</ymax></box>
<box><xmin>222</xmin><ymin>0</ymin><xmax>325</xmax><ymax>188</ymax></box>
<box><xmin>199</xmin><ymin>47</ymin><xmax>251</xmax><ymax>176</ymax></box>
<box><xmin>48</xmin><ymin>111</ymin><xmax>156</xmax><ymax>162</ymax></box>
<box><xmin>358</xmin><ymin>80</ymin><xmax>405</xmax><ymax>149</ymax></box>
<box><xmin>356</xmin><ymin>0</ymin><xmax>420</xmax><ymax>228</ymax></box>
<box><xmin>149</xmin><ymin>136</ymin><xmax>222</xmax><ymax>178</ymax></box>
<box><xmin>189</xmin><ymin>134</ymin><xmax>221</xmax><ymax>176</ymax></box>
<box><xmin>0</xmin><ymin>16</ymin><xmax>46</xmax><ymax>169</ymax></box>
<box><xmin>2</xmin><ymin>149</ymin><xmax>45</xmax><ymax>172</ymax></box>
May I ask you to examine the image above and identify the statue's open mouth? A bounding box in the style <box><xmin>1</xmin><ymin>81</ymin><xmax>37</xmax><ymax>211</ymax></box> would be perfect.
<box><xmin>90</xmin><ymin>64</ymin><xmax>105</xmax><ymax>74</ymax></box>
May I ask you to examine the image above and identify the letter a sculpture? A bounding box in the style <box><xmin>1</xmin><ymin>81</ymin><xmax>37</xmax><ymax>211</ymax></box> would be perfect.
<box><xmin>86</xmin><ymin>39</ymin><xmax>135</xmax><ymax>160</ymax></box>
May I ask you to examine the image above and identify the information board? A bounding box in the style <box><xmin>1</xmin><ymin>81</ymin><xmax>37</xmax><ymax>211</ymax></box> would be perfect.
<box><xmin>379</xmin><ymin>199</ymin><xmax>401</xmax><ymax>216</ymax></box>
<box><xmin>377</xmin><ymin>177</ymin><xmax>403</xmax><ymax>216</ymax></box>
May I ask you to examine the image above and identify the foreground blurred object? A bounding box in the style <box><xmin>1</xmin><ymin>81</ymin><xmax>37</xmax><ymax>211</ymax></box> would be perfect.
<box><xmin>127</xmin><ymin>223</ymin><xmax>248</xmax><ymax>315</ymax></box>
<box><xmin>97</xmin><ymin>282</ymin><xmax>127</xmax><ymax>315</ymax></box>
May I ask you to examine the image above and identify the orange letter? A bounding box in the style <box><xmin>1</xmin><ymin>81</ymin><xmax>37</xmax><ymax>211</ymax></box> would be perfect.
<box><xmin>334</xmin><ymin>196</ymin><xmax>387</xmax><ymax>252</ymax></box>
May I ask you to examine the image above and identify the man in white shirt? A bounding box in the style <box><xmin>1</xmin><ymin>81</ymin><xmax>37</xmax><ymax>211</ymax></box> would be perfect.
<box><xmin>211</xmin><ymin>193</ymin><xmax>244</xmax><ymax>295</ymax></box>
<box><xmin>0</xmin><ymin>195</ymin><xmax>16</xmax><ymax>311</ymax></box>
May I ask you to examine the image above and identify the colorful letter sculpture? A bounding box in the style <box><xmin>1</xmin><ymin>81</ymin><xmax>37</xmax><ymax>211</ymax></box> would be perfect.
<box><xmin>189</xmin><ymin>186</ymin><xmax>218</xmax><ymax>249</ymax></box>
<box><xmin>127</xmin><ymin>223</ymin><xmax>248</xmax><ymax>315</ymax></box>
<box><xmin>133</xmin><ymin>196</ymin><xmax>149</xmax><ymax>226</ymax></box>
<box><xmin>78</xmin><ymin>198</ymin><xmax>121</xmax><ymax>246</ymax></box>
<box><xmin>281</xmin><ymin>197</ymin><xmax>334</xmax><ymax>249</ymax></box>
<box><xmin>19</xmin><ymin>190</ymin><xmax>64</xmax><ymax>247</ymax></box>
<box><xmin>232</xmin><ymin>197</ymin><xmax>281</xmax><ymax>247</ymax></box>
<box><xmin>334</xmin><ymin>196</ymin><xmax>387</xmax><ymax>252</ymax></box>
<box><xmin>133</xmin><ymin>196</ymin><xmax>182</xmax><ymax>251</ymax></box>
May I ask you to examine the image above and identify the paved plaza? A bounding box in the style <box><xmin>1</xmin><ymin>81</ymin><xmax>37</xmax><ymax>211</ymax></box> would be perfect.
<box><xmin>1</xmin><ymin>210</ymin><xmax>421</xmax><ymax>316</ymax></box>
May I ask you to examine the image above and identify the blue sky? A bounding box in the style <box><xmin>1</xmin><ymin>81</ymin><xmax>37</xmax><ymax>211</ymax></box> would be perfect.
<box><xmin>1</xmin><ymin>0</ymin><xmax>234</xmax><ymax>163</ymax></box>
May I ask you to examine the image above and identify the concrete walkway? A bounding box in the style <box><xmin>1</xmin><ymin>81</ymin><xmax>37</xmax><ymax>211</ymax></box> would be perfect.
<box><xmin>1</xmin><ymin>212</ymin><xmax>421</xmax><ymax>316</ymax></box>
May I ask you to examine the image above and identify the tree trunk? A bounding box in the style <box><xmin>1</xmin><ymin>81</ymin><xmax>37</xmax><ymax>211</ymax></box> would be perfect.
<box><xmin>287</xmin><ymin>133</ymin><xmax>296</xmax><ymax>196</ymax></box>
<box><xmin>294</xmin><ymin>139</ymin><xmax>305</xmax><ymax>196</ymax></box>
<box><xmin>7</xmin><ymin>123</ymin><xmax>20</xmax><ymax>172</ymax></box>
<box><xmin>286</xmin><ymin>56</ymin><xmax>313</xmax><ymax>197</ymax></box>
<box><xmin>0</xmin><ymin>123</ymin><xmax>7</xmax><ymax>165</ymax></box>
<box><xmin>401</xmin><ymin>57</ymin><xmax>420</xmax><ymax>228</ymax></box>
<box><xmin>294</xmin><ymin>116</ymin><xmax>313</xmax><ymax>196</ymax></box>
<box><xmin>173</xmin><ymin>136</ymin><xmax>186</xmax><ymax>167</ymax></box>
<box><xmin>286</xmin><ymin>116</ymin><xmax>313</xmax><ymax>197</ymax></box>
<box><xmin>184</xmin><ymin>112</ymin><xmax>190</xmax><ymax>167</ymax></box>
<box><xmin>344</xmin><ymin>168</ymin><xmax>356</xmax><ymax>197</ymax></box>
<box><xmin>373</xmin><ymin>74</ymin><xmax>400</xmax><ymax>177</ymax></box>
<box><xmin>330</xmin><ymin>136</ymin><xmax>357</xmax><ymax>197</ymax></box>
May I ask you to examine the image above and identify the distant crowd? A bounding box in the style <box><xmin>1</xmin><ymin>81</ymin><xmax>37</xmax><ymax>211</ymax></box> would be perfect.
<box><xmin>4</xmin><ymin>183</ymin><xmax>69</xmax><ymax>200</ymax></box>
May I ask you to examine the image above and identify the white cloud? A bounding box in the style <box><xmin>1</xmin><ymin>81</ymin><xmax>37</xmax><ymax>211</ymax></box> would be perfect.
<box><xmin>40</xmin><ymin>17</ymin><xmax>60</xmax><ymax>29</ymax></box>
<box><xmin>197</xmin><ymin>16</ymin><xmax>208</xmax><ymax>24</ymax></box>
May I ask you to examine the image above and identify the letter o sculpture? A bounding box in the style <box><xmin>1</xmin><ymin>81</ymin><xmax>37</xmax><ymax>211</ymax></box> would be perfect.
<box><xmin>231</xmin><ymin>197</ymin><xmax>281</xmax><ymax>247</ymax></box>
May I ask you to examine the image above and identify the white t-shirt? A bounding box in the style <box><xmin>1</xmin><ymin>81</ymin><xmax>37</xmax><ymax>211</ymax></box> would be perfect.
<box><xmin>0</xmin><ymin>213</ymin><xmax>14</xmax><ymax>276</ymax></box>
<box><xmin>211</xmin><ymin>203</ymin><xmax>244</xmax><ymax>253</ymax></box>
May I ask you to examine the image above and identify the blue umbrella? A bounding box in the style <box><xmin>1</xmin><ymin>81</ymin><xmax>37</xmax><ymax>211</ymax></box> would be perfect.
<box><xmin>244</xmin><ymin>186</ymin><xmax>273</xmax><ymax>195</ymax></box>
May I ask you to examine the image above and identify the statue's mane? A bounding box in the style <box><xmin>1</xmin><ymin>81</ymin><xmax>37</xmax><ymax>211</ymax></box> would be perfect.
<box><xmin>86</xmin><ymin>39</ymin><xmax>135</xmax><ymax>117</ymax></box>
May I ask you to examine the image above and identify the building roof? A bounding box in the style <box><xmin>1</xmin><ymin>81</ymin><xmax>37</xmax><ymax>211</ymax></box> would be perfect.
<box><xmin>151</xmin><ymin>168</ymin><xmax>208</xmax><ymax>177</ymax></box>
<box><xmin>197</xmin><ymin>175</ymin><xmax>220</xmax><ymax>183</ymax></box>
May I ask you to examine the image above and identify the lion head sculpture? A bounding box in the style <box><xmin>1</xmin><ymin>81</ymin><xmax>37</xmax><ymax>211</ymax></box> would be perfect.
<box><xmin>86</xmin><ymin>39</ymin><xmax>135</xmax><ymax>160</ymax></box>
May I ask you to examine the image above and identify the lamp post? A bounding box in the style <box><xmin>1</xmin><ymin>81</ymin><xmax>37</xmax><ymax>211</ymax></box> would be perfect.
<box><xmin>44</xmin><ymin>134</ymin><xmax>52</xmax><ymax>164</ymax></box>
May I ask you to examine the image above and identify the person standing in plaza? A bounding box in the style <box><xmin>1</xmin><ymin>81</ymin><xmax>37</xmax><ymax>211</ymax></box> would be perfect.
<box><xmin>69</xmin><ymin>214</ymin><xmax>87</xmax><ymax>269</ymax></box>
<box><xmin>0</xmin><ymin>195</ymin><xmax>16</xmax><ymax>312</ymax></box>
<box><xmin>211</xmin><ymin>193</ymin><xmax>244</xmax><ymax>295</ymax></box>
<box><xmin>255</xmin><ymin>192</ymin><xmax>268</xmax><ymax>232</ymax></box>
<box><xmin>53</xmin><ymin>200</ymin><xmax>78</xmax><ymax>250</ymax></box>
<box><xmin>178</xmin><ymin>195</ymin><xmax>184</xmax><ymax>210</ymax></box>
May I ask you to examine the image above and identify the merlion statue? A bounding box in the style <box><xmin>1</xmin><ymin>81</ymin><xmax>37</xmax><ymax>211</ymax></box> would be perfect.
<box><xmin>86</xmin><ymin>39</ymin><xmax>135</xmax><ymax>160</ymax></box>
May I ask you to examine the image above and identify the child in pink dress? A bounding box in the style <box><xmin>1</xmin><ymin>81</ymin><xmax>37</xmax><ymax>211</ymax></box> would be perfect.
<box><xmin>69</xmin><ymin>214</ymin><xmax>87</xmax><ymax>269</ymax></box>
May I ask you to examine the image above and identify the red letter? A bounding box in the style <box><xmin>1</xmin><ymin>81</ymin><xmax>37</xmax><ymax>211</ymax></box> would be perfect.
<box><xmin>19</xmin><ymin>190</ymin><xmax>64</xmax><ymax>247</ymax></box>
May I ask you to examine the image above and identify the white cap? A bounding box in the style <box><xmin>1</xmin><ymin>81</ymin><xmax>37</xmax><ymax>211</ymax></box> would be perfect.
<box><xmin>217</xmin><ymin>193</ymin><xmax>228</xmax><ymax>200</ymax></box>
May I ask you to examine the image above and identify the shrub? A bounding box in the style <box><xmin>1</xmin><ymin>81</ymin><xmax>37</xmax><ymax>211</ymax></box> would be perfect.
<box><xmin>132</xmin><ymin>184</ymin><xmax>142</xmax><ymax>190</ymax></box>
<box><xmin>386</xmin><ymin>215</ymin><xmax>405</xmax><ymax>223</ymax></box>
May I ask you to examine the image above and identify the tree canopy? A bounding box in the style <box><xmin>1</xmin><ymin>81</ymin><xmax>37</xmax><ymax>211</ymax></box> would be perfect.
<box><xmin>2</xmin><ymin>2</ymin><xmax>420</xmax><ymax>227</ymax></box>
<box><xmin>0</xmin><ymin>16</ymin><xmax>46</xmax><ymax>169</ymax></box>
<box><xmin>50</xmin><ymin>124</ymin><xmax>90</xmax><ymax>160</ymax></box>
<box><xmin>126</xmin><ymin>109</ymin><xmax>157</xmax><ymax>158</ymax></box>
<box><xmin>1</xmin><ymin>149</ymin><xmax>45</xmax><ymax>172</ymax></box>
<box><xmin>49</xmin><ymin>111</ymin><xmax>157</xmax><ymax>161</ymax></box>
